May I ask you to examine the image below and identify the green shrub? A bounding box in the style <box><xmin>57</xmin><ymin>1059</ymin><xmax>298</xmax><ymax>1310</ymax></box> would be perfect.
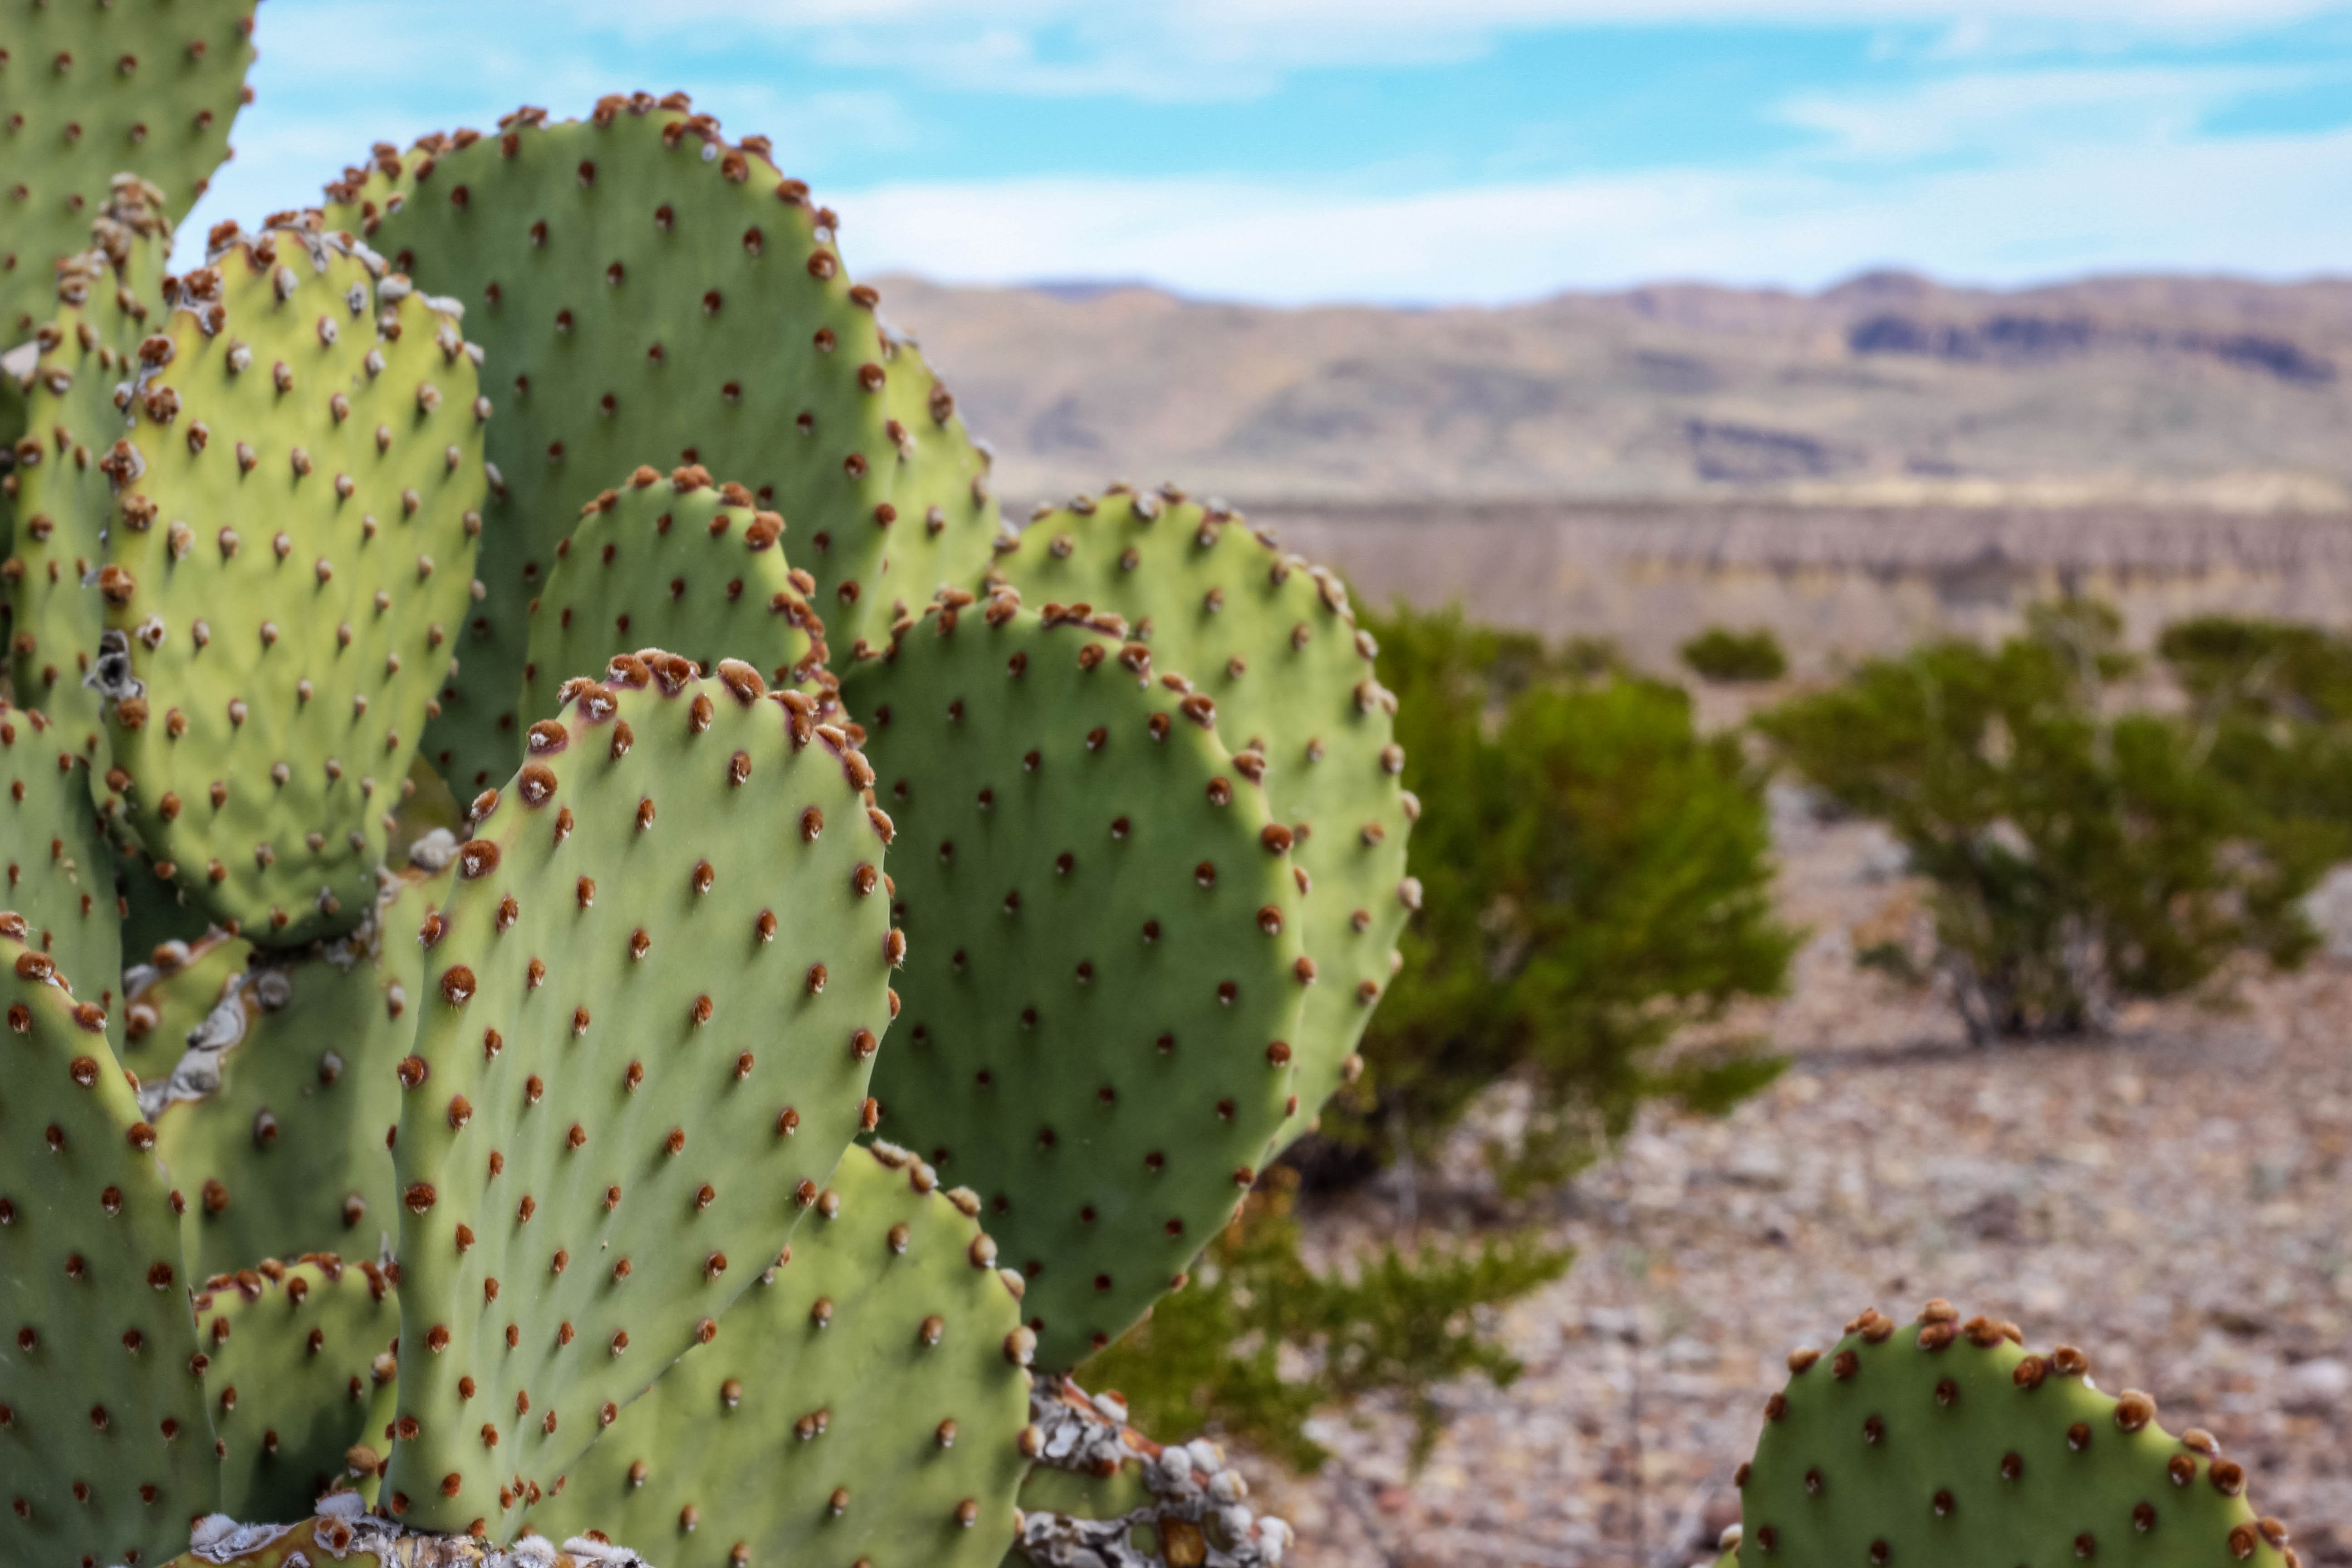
<box><xmin>1317</xmin><ymin>607</ymin><xmax>1795</xmax><ymax>1190</ymax></box>
<box><xmin>2157</xmin><ymin>614</ymin><xmax>2352</xmax><ymax>724</ymax></box>
<box><xmin>1083</xmin><ymin>1168</ymin><xmax>1572</xmax><ymax>1471</ymax></box>
<box><xmin>1757</xmin><ymin>603</ymin><xmax>2320</xmax><ymax>1039</ymax></box>
<box><xmin>1680</xmin><ymin>625</ymin><xmax>1789</xmax><ymax>682</ymax></box>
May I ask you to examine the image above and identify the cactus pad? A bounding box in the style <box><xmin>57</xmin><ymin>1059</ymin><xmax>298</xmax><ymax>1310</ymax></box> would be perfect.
<box><xmin>86</xmin><ymin>220</ymin><xmax>486</xmax><ymax>945</ymax></box>
<box><xmin>528</xmin><ymin>1141</ymin><xmax>1032</xmax><ymax>1567</ymax></box>
<box><xmin>0</xmin><ymin>698</ymin><xmax>123</xmax><ymax>1046</ymax></box>
<box><xmin>5</xmin><ymin>193</ymin><xmax>174</xmax><ymax>763</ymax></box>
<box><xmin>993</xmin><ymin>490</ymin><xmax>1414</xmax><ymax>1134</ymax></box>
<box><xmin>317</xmin><ymin>95</ymin><xmax>999</xmax><ymax>792</ymax></box>
<box><xmin>1735</xmin><ymin>1302</ymin><xmax>2298</xmax><ymax>1567</ymax></box>
<box><xmin>0</xmin><ymin>919</ymin><xmax>212</xmax><ymax>1568</ymax></box>
<box><xmin>147</xmin><ymin>873</ymin><xmax>433</xmax><ymax>1280</ymax></box>
<box><xmin>194</xmin><ymin>1254</ymin><xmax>401</xmax><ymax>1523</ymax></box>
<box><xmin>382</xmin><ymin>653</ymin><xmax>894</xmax><ymax>1535</ymax></box>
<box><xmin>846</xmin><ymin>591</ymin><xmax>1309</xmax><ymax>1371</ymax></box>
<box><xmin>0</xmin><ymin>0</ymin><xmax>255</xmax><ymax>338</ymax></box>
<box><xmin>520</xmin><ymin>465</ymin><xmax>821</xmax><ymax>730</ymax></box>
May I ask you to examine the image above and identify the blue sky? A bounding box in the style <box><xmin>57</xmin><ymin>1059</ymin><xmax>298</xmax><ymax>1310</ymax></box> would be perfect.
<box><xmin>187</xmin><ymin>0</ymin><xmax>2352</xmax><ymax>305</ymax></box>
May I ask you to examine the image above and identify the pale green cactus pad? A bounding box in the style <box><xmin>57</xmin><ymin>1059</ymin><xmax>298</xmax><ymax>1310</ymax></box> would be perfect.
<box><xmin>0</xmin><ymin>0</ymin><xmax>255</xmax><ymax>338</ymax></box>
<box><xmin>520</xmin><ymin>464</ymin><xmax>821</xmax><ymax>730</ymax></box>
<box><xmin>994</xmin><ymin>489</ymin><xmax>1415</xmax><ymax>1139</ymax></box>
<box><xmin>84</xmin><ymin>220</ymin><xmax>486</xmax><ymax>946</ymax></box>
<box><xmin>318</xmin><ymin>94</ymin><xmax>1000</xmax><ymax>794</ymax></box>
<box><xmin>149</xmin><ymin>872</ymin><xmax>436</xmax><ymax>1280</ymax></box>
<box><xmin>1735</xmin><ymin>1302</ymin><xmax>2299</xmax><ymax>1567</ymax></box>
<box><xmin>0</xmin><ymin>698</ymin><xmax>123</xmax><ymax>1046</ymax></box>
<box><xmin>382</xmin><ymin>652</ymin><xmax>894</xmax><ymax>1536</ymax></box>
<box><xmin>846</xmin><ymin>590</ymin><xmax>1310</xmax><ymax>1372</ymax></box>
<box><xmin>0</xmin><ymin>919</ymin><xmax>212</xmax><ymax>1568</ymax></box>
<box><xmin>4</xmin><ymin>205</ymin><xmax>173</xmax><ymax>764</ymax></box>
<box><xmin>194</xmin><ymin>1254</ymin><xmax>401</xmax><ymax>1523</ymax></box>
<box><xmin>527</xmin><ymin>1141</ymin><xmax>1033</xmax><ymax>1568</ymax></box>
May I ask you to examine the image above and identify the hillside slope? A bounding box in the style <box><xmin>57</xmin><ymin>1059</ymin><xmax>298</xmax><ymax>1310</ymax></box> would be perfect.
<box><xmin>877</xmin><ymin>270</ymin><xmax>2352</xmax><ymax>510</ymax></box>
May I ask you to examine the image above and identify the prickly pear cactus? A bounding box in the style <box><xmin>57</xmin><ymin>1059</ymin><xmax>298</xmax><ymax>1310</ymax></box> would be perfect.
<box><xmin>148</xmin><ymin>872</ymin><xmax>434</xmax><ymax>1279</ymax></box>
<box><xmin>194</xmin><ymin>1254</ymin><xmax>402</xmax><ymax>1523</ymax></box>
<box><xmin>995</xmin><ymin>490</ymin><xmax>1415</xmax><ymax>1136</ymax></box>
<box><xmin>120</xmin><ymin>922</ymin><xmax>251</xmax><ymax>1083</ymax></box>
<box><xmin>520</xmin><ymin>465</ymin><xmax>821</xmax><ymax>729</ymax></box>
<box><xmin>0</xmin><ymin>919</ymin><xmax>213</xmax><ymax>1568</ymax></box>
<box><xmin>382</xmin><ymin>653</ymin><xmax>895</xmax><ymax>1536</ymax></box>
<box><xmin>0</xmin><ymin>699</ymin><xmax>123</xmax><ymax>1044</ymax></box>
<box><xmin>4</xmin><ymin>186</ymin><xmax>174</xmax><ymax>762</ymax></box>
<box><xmin>526</xmin><ymin>1141</ymin><xmax>1032</xmax><ymax>1567</ymax></box>
<box><xmin>317</xmin><ymin>94</ymin><xmax>999</xmax><ymax>791</ymax></box>
<box><xmin>847</xmin><ymin>590</ymin><xmax>1310</xmax><ymax>1371</ymax></box>
<box><xmin>0</xmin><ymin>0</ymin><xmax>256</xmax><ymax>338</ymax></box>
<box><xmin>1733</xmin><ymin>1301</ymin><xmax>2298</xmax><ymax>1567</ymax></box>
<box><xmin>84</xmin><ymin>220</ymin><xmax>486</xmax><ymax>944</ymax></box>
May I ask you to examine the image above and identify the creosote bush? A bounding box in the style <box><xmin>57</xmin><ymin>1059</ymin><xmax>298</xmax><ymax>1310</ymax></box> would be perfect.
<box><xmin>1757</xmin><ymin>602</ymin><xmax>2320</xmax><ymax>1040</ymax></box>
<box><xmin>1317</xmin><ymin>606</ymin><xmax>1795</xmax><ymax>1191</ymax></box>
<box><xmin>1680</xmin><ymin>624</ymin><xmax>1789</xmax><ymax>683</ymax></box>
<box><xmin>1083</xmin><ymin>1168</ymin><xmax>1571</xmax><ymax>1471</ymax></box>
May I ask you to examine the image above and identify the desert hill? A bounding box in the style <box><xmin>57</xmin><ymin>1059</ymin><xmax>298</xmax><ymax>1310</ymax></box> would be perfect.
<box><xmin>878</xmin><ymin>270</ymin><xmax>2352</xmax><ymax>513</ymax></box>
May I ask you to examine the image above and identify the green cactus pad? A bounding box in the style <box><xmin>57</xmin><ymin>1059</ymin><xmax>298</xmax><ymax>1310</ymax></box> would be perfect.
<box><xmin>83</xmin><ymin>220</ymin><xmax>487</xmax><ymax>946</ymax></box>
<box><xmin>528</xmin><ymin>1141</ymin><xmax>1032</xmax><ymax>1567</ymax></box>
<box><xmin>0</xmin><ymin>0</ymin><xmax>255</xmax><ymax>338</ymax></box>
<box><xmin>845</xmin><ymin>590</ymin><xmax>1310</xmax><ymax>1372</ymax></box>
<box><xmin>382</xmin><ymin>653</ymin><xmax>894</xmax><ymax>1536</ymax></box>
<box><xmin>520</xmin><ymin>464</ymin><xmax>822</xmax><ymax>730</ymax></box>
<box><xmin>120</xmin><ymin>924</ymin><xmax>250</xmax><ymax>1083</ymax></box>
<box><xmin>316</xmin><ymin>94</ymin><xmax>999</xmax><ymax>792</ymax></box>
<box><xmin>0</xmin><ymin>698</ymin><xmax>124</xmax><ymax>1046</ymax></box>
<box><xmin>148</xmin><ymin>872</ymin><xmax>435</xmax><ymax>1280</ymax></box>
<box><xmin>994</xmin><ymin>490</ymin><xmax>1415</xmax><ymax>1136</ymax></box>
<box><xmin>0</xmin><ymin>919</ymin><xmax>212</xmax><ymax>1568</ymax></box>
<box><xmin>194</xmin><ymin>1254</ymin><xmax>401</xmax><ymax>1522</ymax></box>
<box><xmin>1735</xmin><ymin>1302</ymin><xmax>2298</xmax><ymax>1567</ymax></box>
<box><xmin>4</xmin><ymin>192</ymin><xmax>175</xmax><ymax>764</ymax></box>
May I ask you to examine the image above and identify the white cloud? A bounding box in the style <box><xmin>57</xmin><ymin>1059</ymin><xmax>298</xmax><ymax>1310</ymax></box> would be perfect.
<box><xmin>1779</xmin><ymin>64</ymin><xmax>2311</xmax><ymax>159</ymax></box>
<box><xmin>828</xmin><ymin>125</ymin><xmax>2352</xmax><ymax>304</ymax></box>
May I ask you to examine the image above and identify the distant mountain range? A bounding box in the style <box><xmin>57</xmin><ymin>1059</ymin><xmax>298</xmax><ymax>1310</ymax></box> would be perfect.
<box><xmin>876</xmin><ymin>270</ymin><xmax>2352</xmax><ymax>514</ymax></box>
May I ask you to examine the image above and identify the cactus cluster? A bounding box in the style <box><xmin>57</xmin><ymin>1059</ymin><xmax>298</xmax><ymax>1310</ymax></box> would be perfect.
<box><xmin>3</xmin><ymin>17</ymin><xmax>2309</xmax><ymax>1568</ymax></box>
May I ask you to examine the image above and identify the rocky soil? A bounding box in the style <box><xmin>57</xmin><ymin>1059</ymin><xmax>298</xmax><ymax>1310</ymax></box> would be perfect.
<box><xmin>1245</xmin><ymin>792</ymin><xmax>2352</xmax><ymax>1567</ymax></box>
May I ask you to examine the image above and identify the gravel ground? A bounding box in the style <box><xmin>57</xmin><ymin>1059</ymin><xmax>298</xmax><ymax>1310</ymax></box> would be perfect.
<box><xmin>1235</xmin><ymin>793</ymin><xmax>2352</xmax><ymax>1568</ymax></box>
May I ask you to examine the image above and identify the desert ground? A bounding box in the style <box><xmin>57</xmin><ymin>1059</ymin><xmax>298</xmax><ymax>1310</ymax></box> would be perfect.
<box><xmin>1239</xmin><ymin>785</ymin><xmax>2352</xmax><ymax>1568</ymax></box>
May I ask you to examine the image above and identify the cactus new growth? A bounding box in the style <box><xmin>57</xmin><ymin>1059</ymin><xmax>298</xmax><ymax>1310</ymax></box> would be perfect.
<box><xmin>519</xmin><ymin>466</ymin><xmax>823</xmax><ymax>730</ymax></box>
<box><xmin>194</xmin><ymin>1253</ymin><xmax>402</xmax><ymax>1523</ymax></box>
<box><xmin>382</xmin><ymin>654</ymin><xmax>894</xmax><ymax>1536</ymax></box>
<box><xmin>85</xmin><ymin>221</ymin><xmax>486</xmax><ymax>944</ymax></box>
<box><xmin>0</xmin><ymin>0</ymin><xmax>256</xmax><ymax>338</ymax></box>
<box><xmin>994</xmin><ymin>490</ymin><xmax>1416</xmax><ymax>1131</ymax></box>
<box><xmin>147</xmin><ymin>871</ymin><xmax>433</xmax><ymax>1279</ymax></box>
<box><xmin>318</xmin><ymin>98</ymin><xmax>999</xmax><ymax>794</ymax></box>
<box><xmin>525</xmin><ymin>1141</ymin><xmax>1033</xmax><ymax>1568</ymax></box>
<box><xmin>1729</xmin><ymin>1302</ymin><xmax>2300</xmax><ymax>1567</ymax></box>
<box><xmin>0</xmin><ymin>698</ymin><xmax>123</xmax><ymax>1043</ymax></box>
<box><xmin>119</xmin><ymin>924</ymin><xmax>251</xmax><ymax>1082</ymax></box>
<box><xmin>0</xmin><ymin>920</ymin><xmax>212</xmax><ymax>1568</ymax></box>
<box><xmin>848</xmin><ymin>591</ymin><xmax>1312</xmax><ymax>1372</ymax></box>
